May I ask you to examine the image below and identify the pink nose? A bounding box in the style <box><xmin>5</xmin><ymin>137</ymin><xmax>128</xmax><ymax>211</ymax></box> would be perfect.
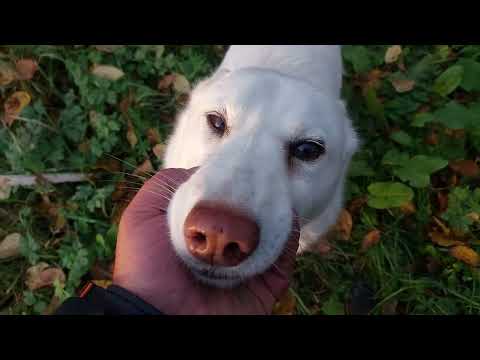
<box><xmin>183</xmin><ymin>201</ymin><xmax>260</xmax><ymax>267</ymax></box>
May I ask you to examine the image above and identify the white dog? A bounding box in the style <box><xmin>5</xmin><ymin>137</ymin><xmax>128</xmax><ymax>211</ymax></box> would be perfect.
<box><xmin>163</xmin><ymin>45</ymin><xmax>359</xmax><ymax>288</ymax></box>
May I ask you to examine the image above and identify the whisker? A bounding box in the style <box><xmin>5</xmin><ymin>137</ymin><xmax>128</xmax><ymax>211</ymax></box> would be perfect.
<box><xmin>109</xmin><ymin>171</ymin><xmax>175</xmax><ymax>195</ymax></box>
<box><xmin>118</xmin><ymin>186</ymin><xmax>172</xmax><ymax>202</ymax></box>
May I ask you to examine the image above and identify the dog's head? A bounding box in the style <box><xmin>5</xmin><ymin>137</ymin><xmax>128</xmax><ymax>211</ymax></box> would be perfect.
<box><xmin>164</xmin><ymin>68</ymin><xmax>358</xmax><ymax>287</ymax></box>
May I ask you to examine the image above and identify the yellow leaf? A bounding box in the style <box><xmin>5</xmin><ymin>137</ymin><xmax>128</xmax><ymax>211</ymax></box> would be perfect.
<box><xmin>429</xmin><ymin>231</ymin><xmax>463</xmax><ymax>248</ymax></box>
<box><xmin>0</xmin><ymin>177</ymin><xmax>12</xmax><ymax>200</ymax></box>
<box><xmin>0</xmin><ymin>63</ymin><xmax>16</xmax><ymax>86</ymax></box>
<box><xmin>450</xmin><ymin>246</ymin><xmax>480</xmax><ymax>267</ymax></box>
<box><xmin>25</xmin><ymin>263</ymin><xmax>66</xmax><ymax>291</ymax></box>
<box><xmin>153</xmin><ymin>143</ymin><xmax>166</xmax><ymax>160</ymax></box>
<box><xmin>391</xmin><ymin>79</ymin><xmax>416</xmax><ymax>93</ymax></box>
<box><xmin>272</xmin><ymin>289</ymin><xmax>296</xmax><ymax>315</ymax></box>
<box><xmin>3</xmin><ymin>91</ymin><xmax>31</xmax><ymax>127</ymax></box>
<box><xmin>0</xmin><ymin>233</ymin><xmax>21</xmax><ymax>259</ymax></box>
<box><xmin>126</xmin><ymin>120</ymin><xmax>138</xmax><ymax>148</ymax></box>
<box><xmin>173</xmin><ymin>74</ymin><xmax>191</xmax><ymax>94</ymax></box>
<box><xmin>385</xmin><ymin>45</ymin><xmax>402</xmax><ymax>64</ymax></box>
<box><xmin>91</xmin><ymin>64</ymin><xmax>125</xmax><ymax>81</ymax></box>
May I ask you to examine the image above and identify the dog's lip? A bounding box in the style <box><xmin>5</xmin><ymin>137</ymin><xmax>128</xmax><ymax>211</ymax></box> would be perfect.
<box><xmin>189</xmin><ymin>266</ymin><xmax>242</xmax><ymax>281</ymax></box>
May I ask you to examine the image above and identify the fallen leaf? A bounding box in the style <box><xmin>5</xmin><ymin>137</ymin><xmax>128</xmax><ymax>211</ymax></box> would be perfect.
<box><xmin>126</xmin><ymin>120</ymin><xmax>138</xmax><ymax>148</ymax></box>
<box><xmin>146</xmin><ymin>128</ymin><xmax>162</xmax><ymax>145</ymax></box>
<box><xmin>432</xmin><ymin>216</ymin><xmax>451</xmax><ymax>235</ymax></box>
<box><xmin>134</xmin><ymin>159</ymin><xmax>154</xmax><ymax>177</ymax></box>
<box><xmin>385</xmin><ymin>45</ymin><xmax>402</xmax><ymax>64</ymax></box>
<box><xmin>0</xmin><ymin>177</ymin><xmax>12</xmax><ymax>200</ymax></box>
<box><xmin>449</xmin><ymin>160</ymin><xmax>479</xmax><ymax>177</ymax></box>
<box><xmin>3</xmin><ymin>91</ymin><xmax>31</xmax><ymax>127</ymax></box>
<box><xmin>15</xmin><ymin>59</ymin><xmax>38</xmax><ymax>80</ymax></box>
<box><xmin>0</xmin><ymin>233</ymin><xmax>22</xmax><ymax>259</ymax></box>
<box><xmin>400</xmin><ymin>201</ymin><xmax>416</xmax><ymax>215</ymax></box>
<box><xmin>153</xmin><ymin>143</ymin><xmax>166</xmax><ymax>160</ymax></box>
<box><xmin>173</xmin><ymin>74</ymin><xmax>191</xmax><ymax>94</ymax></box>
<box><xmin>158</xmin><ymin>74</ymin><xmax>176</xmax><ymax>91</ymax></box>
<box><xmin>450</xmin><ymin>246</ymin><xmax>480</xmax><ymax>267</ymax></box>
<box><xmin>429</xmin><ymin>231</ymin><xmax>463</xmax><ymax>247</ymax></box>
<box><xmin>91</xmin><ymin>64</ymin><xmax>125</xmax><ymax>81</ymax></box>
<box><xmin>0</xmin><ymin>63</ymin><xmax>16</xmax><ymax>86</ymax></box>
<box><xmin>348</xmin><ymin>196</ymin><xmax>368</xmax><ymax>214</ymax></box>
<box><xmin>391</xmin><ymin>79</ymin><xmax>416</xmax><ymax>93</ymax></box>
<box><xmin>93</xmin><ymin>45</ymin><xmax>124</xmax><ymax>53</ymax></box>
<box><xmin>425</xmin><ymin>130</ymin><xmax>439</xmax><ymax>146</ymax></box>
<box><xmin>334</xmin><ymin>209</ymin><xmax>353</xmax><ymax>241</ymax></box>
<box><xmin>25</xmin><ymin>263</ymin><xmax>66</xmax><ymax>291</ymax></box>
<box><xmin>95</xmin><ymin>158</ymin><xmax>122</xmax><ymax>172</ymax></box>
<box><xmin>360</xmin><ymin>229</ymin><xmax>381</xmax><ymax>252</ymax></box>
<box><xmin>467</xmin><ymin>212</ymin><xmax>479</xmax><ymax>222</ymax></box>
<box><xmin>382</xmin><ymin>300</ymin><xmax>398</xmax><ymax>315</ymax></box>
<box><xmin>272</xmin><ymin>289</ymin><xmax>296</xmax><ymax>315</ymax></box>
<box><xmin>78</xmin><ymin>141</ymin><xmax>90</xmax><ymax>154</ymax></box>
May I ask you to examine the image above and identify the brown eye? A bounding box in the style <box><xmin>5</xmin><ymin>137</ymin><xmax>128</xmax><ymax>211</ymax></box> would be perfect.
<box><xmin>290</xmin><ymin>140</ymin><xmax>326</xmax><ymax>161</ymax></box>
<box><xmin>206</xmin><ymin>113</ymin><xmax>226</xmax><ymax>136</ymax></box>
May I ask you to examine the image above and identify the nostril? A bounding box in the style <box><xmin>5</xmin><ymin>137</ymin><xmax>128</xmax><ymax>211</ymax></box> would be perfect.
<box><xmin>190</xmin><ymin>232</ymin><xmax>207</xmax><ymax>251</ymax></box>
<box><xmin>223</xmin><ymin>242</ymin><xmax>245</xmax><ymax>263</ymax></box>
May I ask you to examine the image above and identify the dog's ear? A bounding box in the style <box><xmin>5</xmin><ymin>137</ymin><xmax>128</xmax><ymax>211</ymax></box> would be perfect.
<box><xmin>193</xmin><ymin>69</ymin><xmax>231</xmax><ymax>92</ymax></box>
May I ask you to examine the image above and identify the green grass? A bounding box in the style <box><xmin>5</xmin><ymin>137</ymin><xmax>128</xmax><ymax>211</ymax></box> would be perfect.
<box><xmin>1</xmin><ymin>45</ymin><xmax>480</xmax><ymax>315</ymax></box>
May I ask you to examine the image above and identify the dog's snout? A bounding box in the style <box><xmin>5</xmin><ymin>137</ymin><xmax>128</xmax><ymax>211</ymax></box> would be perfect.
<box><xmin>184</xmin><ymin>201</ymin><xmax>260</xmax><ymax>267</ymax></box>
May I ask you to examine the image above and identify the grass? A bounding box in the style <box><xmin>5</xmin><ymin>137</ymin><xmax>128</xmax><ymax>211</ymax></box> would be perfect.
<box><xmin>1</xmin><ymin>45</ymin><xmax>480</xmax><ymax>315</ymax></box>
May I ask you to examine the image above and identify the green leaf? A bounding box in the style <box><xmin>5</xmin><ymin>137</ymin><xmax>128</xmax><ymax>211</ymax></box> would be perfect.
<box><xmin>391</xmin><ymin>155</ymin><xmax>448</xmax><ymax>188</ymax></box>
<box><xmin>434</xmin><ymin>101</ymin><xmax>475</xmax><ymax>130</ymax></box>
<box><xmin>412</xmin><ymin>113</ymin><xmax>435</xmax><ymax>127</ymax></box>
<box><xmin>342</xmin><ymin>46</ymin><xmax>372</xmax><ymax>74</ymax></box>
<box><xmin>367</xmin><ymin>182</ymin><xmax>414</xmax><ymax>209</ymax></box>
<box><xmin>364</xmin><ymin>87</ymin><xmax>385</xmax><ymax>121</ymax></box>
<box><xmin>458</xmin><ymin>58</ymin><xmax>480</xmax><ymax>91</ymax></box>
<box><xmin>433</xmin><ymin>65</ymin><xmax>464</xmax><ymax>97</ymax></box>
<box><xmin>382</xmin><ymin>149</ymin><xmax>409</xmax><ymax>167</ymax></box>
<box><xmin>349</xmin><ymin>159</ymin><xmax>375</xmax><ymax>177</ymax></box>
<box><xmin>322</xmin><ymin>295</ymin><xmax>345</xmax><ymax>315</ymax></box>
<box><xmin>391</xmin><ymin>130</ymin><xmax>413</xmax><ymax>147</ymax></box>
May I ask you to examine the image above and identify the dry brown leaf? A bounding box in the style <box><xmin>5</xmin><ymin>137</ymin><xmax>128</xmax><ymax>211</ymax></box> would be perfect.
<box><xmin>0</xmin><ymin>177</ymin><xmax>12</xmax><ymax>200</ymax></box>
<box><xmin>467</xmin><ymin>212</ymin><xmax>479</xmax><ymax>222</ymax></box>
<box><xmin>153</xmin><ymin>143</ymin><xmax>166</xmax><ymax>160</ymax></box>
<box><xmin>173</xmin><ymin>74</ymin><xmax>191</xmax><ymax>94</ymax></box>
<box><xmin>334</xmin><ymin>209</ymin><xmax>353</xmax><ymax>241</ymax></box>
<box><xmin>433</xmin><ymin>216</ymin><xmax>450</xmax><ymax>235</ymax></box>
<box><xmin>3</xmin><ymin>91</ymin><xmax>31</xmax><ymax>127</ymax></box>
<box><xmin>25</xmin><ymin>263</ymin><xmax>66</xmax><ymax>291</ymax></box>
<box><xmin>126</xmin><ymin>120</ymin><xmax>138</xmax><ymax>148</ymax></box>
<box><xmin>0</xmin><ymin>63</ymin><xmax>16</xmax><ymax>86</ymax></box>
<box><xmin>93</xmin><ymin>45</ymin><xmax>124</xmax><ymax>53</ymax></box>
<box><xmin>134</xmin><ymin>159</ymin><xmax>154</xmax><ymax>177</ymax></box>
<box><xmin>0</xmin><ymin>233</ymin><xmax>22</xmax><ymax>259</ymax></box>
<box><xmin>348</xmin><ymin>196</ymin><xmax>368</xmax><ymax>214</ymax></box>
<box><xmin>95</xmin><ymin>158</ymin><xmax>122</xmax><ymax>172</ymax></box>
<box><xmin>385</xmin><ymin>45</ymin><xmax>402</xmax><ymax>64</ymax></box>
<box><xmin>391</xmin><ymin>79</ymin><xmax>416</xmax><ymax>93</ymax></box>
<box><xmin>425</xmin><ymin>130</ymin><xmax>439</xmax><ymax>146</ymax></box>
<box><xmin>15</xmin><ymin>59</ymin><xmax>38</xmax><ymax>80</ymax></box>
<box><xmin>449</xmin><ymin>160</ymin><xmax>479</xmax><ymax>177</ymax></box>
<box><xmin>158</xmin><ymin>74</ymin><xmax>176</xmax><ymax>91</ymax></box>
<box><xmin>437</xmin><ymin>193</ymin><xmax>449</xmax><ymax>214</ymax></box>
<box><xmin>361</xmin><ymin>229</ymin><xmax>381</xmax><ymax>253</ymax></box>
<box><xmin>272</xmin><ymin>289</ymin><xmax>296</xmax><ymax>315</ymax></box>
<box><xmin>400</xmin><ymin>201</ymin><xmax>416</xmax><ymax>215</ymax></box>
<box><xmin>146</xmin><ymin>128</ymin><xmax>162</xmax><ymax>145</ymax></box>
<box><xmin>429</xmin><ymin>231</ymin><xmax>463</xmax><ymax>248</ymax></box>
<box><xmin>450</xmin><ymin>246</ymin><xmax>480</xmax><ymax>267</ymax></box>
<box><xmin>91</xmin><ymin>64</ymin><xmax>125</xmax><ymax>81</ymax></box>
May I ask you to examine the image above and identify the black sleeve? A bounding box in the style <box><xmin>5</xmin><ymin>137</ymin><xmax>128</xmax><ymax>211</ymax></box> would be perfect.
<box><xmin>54</xmin><ymin>282</ymin><xmax>164</xmax><ymax>315</ymax></box>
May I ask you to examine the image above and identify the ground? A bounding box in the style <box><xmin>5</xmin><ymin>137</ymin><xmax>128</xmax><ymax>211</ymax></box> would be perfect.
<box><xmin>1</xmin><ymin>45</ymin><xmax>480</xmax><ymax>315</ymax></box>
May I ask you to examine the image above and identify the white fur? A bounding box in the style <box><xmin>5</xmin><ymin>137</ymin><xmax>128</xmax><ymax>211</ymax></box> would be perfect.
<box><xmin>163</xmin><ymin>45</ymin><xmax>359</xmax><ymax>288</ymax></box>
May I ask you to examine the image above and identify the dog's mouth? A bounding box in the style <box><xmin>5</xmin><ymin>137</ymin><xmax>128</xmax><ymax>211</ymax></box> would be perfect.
<box><xmin>188</xmin><ymin>265</ymin><xmax>244</xmax><ymax>288</ymax></box>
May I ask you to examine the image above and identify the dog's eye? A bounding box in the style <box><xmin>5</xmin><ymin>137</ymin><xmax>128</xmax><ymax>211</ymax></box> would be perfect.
<box><xmin>206</xmin><ymin>113</ymin><xmax>226</xmax><ymax>136</ymax></box>
<box><xmin>290</xmin><ymin>140</ymin><xmax>326</xmax><ymax>161</ymax></box>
